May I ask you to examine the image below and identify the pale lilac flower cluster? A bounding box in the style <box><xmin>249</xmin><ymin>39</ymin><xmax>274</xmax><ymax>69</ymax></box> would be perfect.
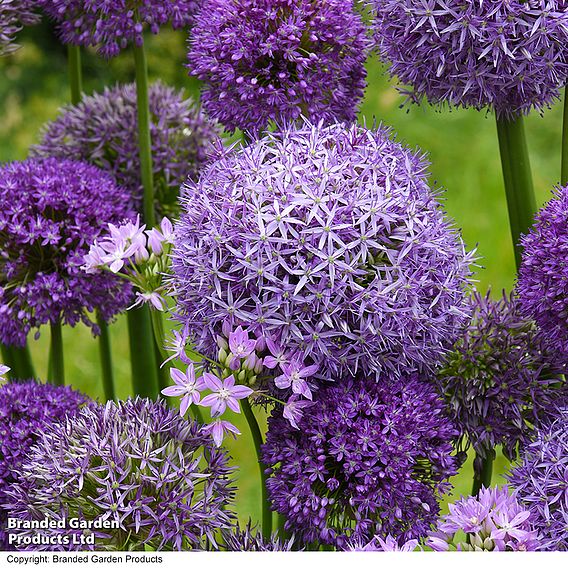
<box><xmin>32</xmin><ymin>82</ymin><xmax>219</xmax><ymax>219</ymax></box>
<box><xmin>0</xmin><ymin>0</ymin><xmax>40</xmax><ymax>56</ymax></box>
<box><xmin>373</xmin><ymin>1</ymin><xmax>568</xmax><ymax>117</ymax></box>
<box><xmin>172</xmin><ymin>122</ymin><xmax>474</xmax><ymax>383</ymax></box>
<box><xmin>187</xmin><ymin>0</ymin><xmax>370</xmax><ymax>133</ymax></box>
<box><xmin>347</xmin><ymin>535</ymin><xmax>420</xmax><ymax>551</ymax></box>
<box><xmin>0</xmin><ymin>364</ymin><xmax>8</xmax><ymax>382</ymax></box>
<box><xmin>39</xmin><ymin>0</ymin><xmax>199</xmax><ymax>58</ymax></box>
<box><xmin>427</xmin><ymin>486</ymin><xmax>540</xmax><ymax>551</ymax></box>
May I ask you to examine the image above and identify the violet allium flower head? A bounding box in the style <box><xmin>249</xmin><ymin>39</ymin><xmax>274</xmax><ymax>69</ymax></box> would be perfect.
<box><xmin>262</xmin><ymin>373</ymin><xmax>458</xmax><ymax>547</ymax></box>
<box><xmin>187</xmin><ymin>0</ymin><xmax>370</xmax><ymax>133</ymax></box>
<box><xmin>0</xmin><ymin>157</ymin><xmax>133</xmax><ymax>347</ymax></box>
<box><xmin>427</xmin><ymin>486</ymin><xmax>540</xmax><ymax>551</ymax></box>
<box><xmin>0</xmin><ymin>0</ymin><xmax>40</xmax><ymax>56</ymax></box>
<box><xmin>221</xmin><ymin>520</ymin><xmax>296</xmax><ymax>551</ymax></box>
<box><xmin>172</xmin><ymin>121</ymin><xmax>474</xmax><ymax>382</ymax></box>
<box><xmin>32</xmin><ymin>82</ymin><xmax>220</xmax><ymax>219</ymax></box>
<box><xmin>39</xmin><ymin>0</ymin><xmax>199</xmax><ymax>58</ymax></box>
<box><xmin>517</xmin><ymin>184</ymin><xmax>568</xmax><ymax>362</ymax></box>
<box><xmin>373</xmin><ymin>1</ymin><xmax>568</xmax><ymax>118</ymax></box>
<box><xmin>438</xmin><ymin>290</ymin><xmax>568</xmax><ymax>472</ymax></box>
<box><xmin>5</xmin><ymin>398</ymin><xmax>235</xmax><ymax>551</ymax></box>
<box><xmin>508</xmin><ymin>409</ymin><xmax>568</xmax><ymax>551</ymax></box>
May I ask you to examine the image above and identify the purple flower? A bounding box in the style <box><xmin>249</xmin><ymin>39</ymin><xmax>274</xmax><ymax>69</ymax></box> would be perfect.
<box><xmin>228</xmin><ymin>326</ymin><xmax>257</xmax><ymax>360</ymax></box>
<box><xmin>0</xmin><ymin>0</ymin><xmax>40</xmax><ymax>56</ymax></box>
<box><xmin>0</xmin><ymin>158</ymin><xmax>133</xmax><ymax>347</ymax></box>
<box><xmin>32</xmin><ymin>82</ymin><xmax>219</xmax><ymax>219</ymax></box>
<box><xmin>0</xmin><ymin>365</ymin><xmax>9</xmax><ymax>382</ymax></box>
<box><xmin>146</xmin><ymin>217</ymin><xmax>174</xmax><ymax>256</ymax></box>
<box><xmin>161</xmin><ymin>364</ymin><xmax>205</xmax><ymax>417</ymax></box>
<box><xmin>373</xmin><ymin>1</ymin><xmax>568</xmax><ymax>118</ymax></box>
<box><xmin>172</xmin><ymin>121</ymin><xmax>474</xmax><ymax>383</ymax></box>
<box><xmin>282</xmin><ymin>395</ymin><xmax>313</xmax><ymax>429</ymax></box>
<box><xmin>203</xmin><ymin>419</ymin><xmax>241</xmax><ymax>448</ymax></box>
<box><xmin>262</xmin><ymin>373</ymin><xmax>458</xmax><ymax>547</ymax></box>
<box><xmin>4</xmin><ymin>398</ymin><xmax>235</xmax><ymax>551</ymax></box>
<box><xmin>200</xmin><ymin>374</ymin><xmax>254</xmax><ymax>416</ymax></box>
<box><xmin>275</xmin><ymin>359</ymin><xmax>317</xmax><ymax>400</ymax></box>
<box><xmin>187</xmin><ymin>0</ymin><xmax>370</xmax><ymax>134</ymax></box>
<box><xmin>347</xmin><ymin>535</ymin><xmax>420</xmax><ymax>551</ymax></box>
<box><xmin>221</xmin><ymin>520</ymin><xmax>297</xmax><ymax>551</ymax></box>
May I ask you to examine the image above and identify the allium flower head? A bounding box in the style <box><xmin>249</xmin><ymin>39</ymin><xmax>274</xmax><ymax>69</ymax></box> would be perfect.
<box><xmin>39</xmin><ymin>0</ymin><xmax>199</xmax><ymax>57</ymax></box>
<box><xmin>438</xmin><ymin>290</ymin><xmax>568</xmax><ymax>470</ymax></box>
<box><xmin>517</xmin><ymin>184</ymin><xmax>568</xmax><ymax>362</ymax></box>
<box><xmin>509</xmin><ymin>408</ymin><xmax>568</xmax><ymax>551</ymax></box>
<box><xmin>0</xmin><ymin>157</ymin><xmax>133</xmax><ymax>347</ymax></box>
<box><xmin>5</xmin><ymin>398</ymin><xmax>235</xmax><ymax>551</ymax></box>
<box><xmin>262</xmin><ymin>373</ymin><xmax>459</xmax><ymax>547</ymax></box>
<box><xmin>373</xmin><ymin>1</ymin><xmax>568</xmax><ymax>117</ymax></box>
<box><xmin>187</xmin><ymin>0</ymin><xmax>370</xmax><ymax>133</ymax></box>
<box><xmin>221</xmin><ymin>520</ymin><xmax>296</xmax><ymax>551</ymax></box>
<box><xmin>32</xmin><ymin>82</ymin><xmax>220</xmax><ymax>219</ymax></box>
<box><xmin>0</xmin><ymin>0</ymin><xmax>40</xmax><ymax>56</ymax></box>
<box><xmin>347</xmin><ymin>534</ymin><xmax>420</xmax><ymax>551</ymax></box>
<box><xmin>172</xmin><ymin>121</ymin><xmax>474</xmax><ymax>382</ymax></box>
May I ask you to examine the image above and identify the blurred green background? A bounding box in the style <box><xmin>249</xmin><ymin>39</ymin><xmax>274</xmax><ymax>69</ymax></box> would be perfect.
<box><xmin>1</xmin><ymin>20</ymin><xmax>563</xmax><ymax>530</ymax></box>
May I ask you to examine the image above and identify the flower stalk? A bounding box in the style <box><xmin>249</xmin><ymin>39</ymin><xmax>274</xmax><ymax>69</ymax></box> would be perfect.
<box><xmin>97</xmin><ymin>312</ymin><xmax>115</xmax><ymax>401</ymax></box>
<box><xmin>562</xmin><ymin>86</ymin><xmax>568</xmax><ymax>186</ymax></box>
<box><xmin>48</xmin><ymin>321</ymin><xmax>65</xmax><ymax>386</ymax></box>
<box><xmin>0</xmin><ymin>343</ymin><xmax>35</xmax><ymax>381</ymax></box>
<box><xmin>67</xmin><ymin>44</ymin><xmax>83</xmax><ymax>105</ymax></box>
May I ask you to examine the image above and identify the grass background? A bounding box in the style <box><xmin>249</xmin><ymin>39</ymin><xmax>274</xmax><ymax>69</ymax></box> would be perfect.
<box><xmin>1</xmin><ymin>21</ymin><xmax>563</xmax><ymax>529</ymax></box>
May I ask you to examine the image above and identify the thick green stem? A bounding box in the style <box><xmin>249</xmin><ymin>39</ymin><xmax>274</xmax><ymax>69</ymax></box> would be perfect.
<box><xmin>48</xmin><ymin>321</ymin><xmax>65</xmax><ymax>385</ymax></box>
<box><xmin>241</xmin><ymin>398</ymin><xmax>272</xmax><ymax>539</ymax></box>
<box><xmin>471</xmin><ymin>453</ymin><xmax>494</xmax><ymax>496</ymax></box>
<box><xmin>133</xmin><ymin>42</ymin><xmax>155</xmax><ymax>227</ymax></box>
<box><xmin>495</xmin><ymin>114</ymin><xmax>537</xmax><ymax>269</ymax></box>
<box><xmin>562</xmin><ymin>86</ymin><xmax>568</xmax><ymax>186</ymax></box>
<box><xmin>1</xmin><ymin>342</ymin><xmax>35</xmax><ymax>380</ymax></box>
<box><xmin>67</xmin><ymin>45</ymin><xmax>83</xmax><ymax>105</ymax></box>
<box><xmin>97</xmin><ymin>313</ymin><xmax>115</xmax><ymax>401</ymax></box>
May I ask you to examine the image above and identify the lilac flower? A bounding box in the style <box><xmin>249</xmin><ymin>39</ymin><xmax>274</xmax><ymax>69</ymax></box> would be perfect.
<box><xmin>508</xmin><ymin>408</ymin><xmax>568</xmax><ymax>551</ymax></box>
<box><xmin>4</xmin><ymin>398</ymin><xmax>235</xmax><ymax>551</ymax></box>
<box><xmin>163</xmin><ymin>328</ymin><xmax>192</xmax><ymax>366</ymax></box>
<box><xmin>187</xmin><ymin>0</ymin><xmax>370</xmax><ymax>134</ymax></box>
<box><xmin>228</xmin><ymin>326</ymin><xmax>257</xmax><ymax>360</ymax></box>
<box><xmin>222</xmin><ymin>520</ymin><xmax>297</xmax><ymax>551</ymax></box>
<box><xmin>203</xmin><ymin>419</ymin><xmax>241</xmax><ymax>448</ymax></box>
<box><xmin>262</xmin><ymin>373</ymin><xmax>458</xmax><ymax>547</ymax></box>
<box><xmin>146</xmin><ymin>217</ymin><xmax>174</xmax><ymax>256</ymax></box>
<box><xmin>274</xmin><ymin>359</ymin><xmax>317</xmax><ymax>400</ymax></box>
<box><xmin>161</xmin><ymin>365</ymin><xmax>205</xmax><ymax>417</ymax></box>
<box><xmin>32</xmin><ymin>82</ymin><xmax>219</xmax><ymax>219</ymax></box>
<box><xmin>282</xmin><ymin>395</ymin><xmax>313</xmax><ymax>429</ymax></box>
<box><xmin>0</xmin><ymin>364</ymin><xmax>8</xmax><ymax>382</ymax></box>
<box><xmin>172</xmin><ymin>121</ymin><xmax>474</xmax><ymax>383</ymax></box>
<box><xmin>200</xmin><ymin>374</ymin><xmax>254</xmax><ymax>416</ymax></box>
<box><xmin>0</xmin><ymin>158</ymin><xmax>133</xmax><ymax>347</ymax></box>
<box><xmin>0</xmin><ymin>0</ymin><xmax>40</xmax><ymax>56</ymax></box>
<box><xmin>373</xmin><ymin>1</ymin><xmax>568</xmax><ymax>118</ymax></box>
<box><xmin>347</xmin><ymin>535</ymin><xmax>420</xmax><ymax>551</ymax></box>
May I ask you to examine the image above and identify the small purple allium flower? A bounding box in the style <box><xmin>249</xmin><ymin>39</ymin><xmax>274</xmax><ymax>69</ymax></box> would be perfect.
<box><xmin>5</xmin><ymin>398</ymin><xmax>235</xmax><ymax>551</ymax></box>
<box><xmin>0</xmin><ymin>365</ymin><xmax>8</xmax><ymax>382</ymax></box>
<box><xmin>427</xmin><ymin>486</ymin><xmax>540</xmax><ymax>551</ymax></box>
<box><xmin>228</xmin><ymin>325</ymin><xmax>257</xmax><ymax>361</ymax></box>
<box><xmin>282</xmin><ymin>395</ymin><xmax>313</xmax><ymax>429</ymax></box>
<box><xmin>0</xmin><ymin>0</ymin><xmax>40</xmax><ymax>56</ymax></box>
<box><xmin>39</xmin><ymin>0</ymin><xmax>199</xmax><ymax>58</ymax></box>
<box><xmin>438</xmin><ymin>290</ymin><xmax>568</xmax><ymax>471</ymax></box>
<box><xmin>373</xmin><ymin>1</ymin><xmax>568</xmax><ymax>117</ymax></box>
<box><xmin>508</xmin><ymin>408</ymin><xmax>568</xmax><ymax>551</ymax></box>
<box><xmin>0</xmin><ymin>157</ymin><xmax>133</xmax><ymax>347</ymax></box>
<box><xmin>203</xmin><ymin>419</ymin><xmax>241</xmax><ymax>448</ymax></box>
<box><xmin>32</xmin><ymin>82</ymin><xmax>219</xmax><ymax>219</ymax></box>
<box><xmin>172</xmin><ymin>121</ymin><xmax>474</xmax><ymax>382</ymax></box>
<box><xmin>262</xmin><ymin>373</ymin><xmax>458</xmax><ymax>547</ymax></box>
<box><xmin>161</xmin><ymin>365</ymin><xmax>205</xmax><ymax>417</ymax></box>
<box><xmin>187</xmin><ymin>0</ymin><xmax>370</xmax><ymax>133</ymax></box>
<box><xmin>222</xmin><ymin>520</ymin><xmax>297</xmax><ymax>551</ymax></box>
<box><xmin>200</xmin><ymin>374</ymin><xmax>254</xmax><ymax>416</ymax></box>
<box><xmin>347</xmin><ymin>535</ymin><xmax>420</xmax><ymax>551</ymax></box>
<box><xmin>274</xmin><ymin>359</ymin><xmax>317</xmax><ymax>400</ymax></box>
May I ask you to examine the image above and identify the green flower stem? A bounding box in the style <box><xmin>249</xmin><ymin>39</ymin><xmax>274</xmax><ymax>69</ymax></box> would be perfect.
<box><xmin>47</xmin><ymin>321</ymin><xmax>65</xmax><ymax>385</ymax></box>
<box><xmin>241</xmin><ymin>398</ymin><xmax>272</xmax><ymax>540</ymax></box>
<box><xmin>67</xmin><ymin>45</ymin><xmax>83</xmax><ymax>105</ymax></box>
<box><xmin>97</xmin><ymin>313</ymin><xmax>115</xmax><ymax>401</ymax></box>
<box><xmin>275</xmin><ymin>512</ymin><xmax>288</xmax><ymax>540</ymax></box>
<box><xmin>562</xmin><ymin>86</ymin><xmax>568</xmax><ymax>186</ymax></box>
<box><xmin>471</xmin><ymin>454</ymin><xmax>494</xmax><ymax>496</ymax></box>
<box><xmin>0</xmin><ymin>342</ymin><xmax>36</xmax><ymax>380</ymax></box>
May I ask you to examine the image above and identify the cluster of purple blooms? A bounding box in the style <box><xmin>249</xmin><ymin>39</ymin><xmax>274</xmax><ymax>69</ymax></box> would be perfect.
<box><xmin>0</xmin><ymin>0</ymin><xmax>40</xmax><ymax>55</ymax></box>
<box><xmin>221</xmin><ymin>521</ymin><xmax>296</xmax><ymax>551</ymax></box>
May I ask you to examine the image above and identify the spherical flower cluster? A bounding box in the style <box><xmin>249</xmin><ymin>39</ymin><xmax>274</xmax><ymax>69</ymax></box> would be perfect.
<box><xmin>32</xmin><ymin>82</ymin><xmax>219</xmax><ymax>219</ymax></box>
<box><xmin>222</xmin><ymin>521</ymin><xmax>296</xmax><ymax>551</ymax></box>
<box><xmin>261</xmin><ymin>373</ymin><xmax>459</xmax><ymax>547</ymax></box>
<box><xmin>5</xmin><ymin>398</ymin><xmax>235</xmax><ymax>551</ymax></box>
<box><xmin>0</xmin><ymin>158</ymin><xmax>133</xmax><ymax>347</ymax></box>
<box><xmin>517</xmin><ymin>184</ymin><xmax>568</xmax><ymax>362</ymax></box>
<box><xmin>0</xmin><ymin>380</ymin><xmax>89</xmax><ymax>549</ymax></box>
<box><xmin>187</xmin><ymin>0</ymin><xmax>370</xmax><ymax>133</ymax></box>
<box><xmin>172</xmin><ymin>122</ymin><xmax>474</xmax><ymax>382</ymax></box>
<box><xmin>0</xmin><ymin>0</ymin><xmax>40</xmax><ymax>56</ymax></box>
<box><xmin>39</xmin><ymin>0</ymin><xmax>199</xmax><ymax>57</ymax></box>
<box><xmin>508</xmin><ymin>409</ymin><xmax>568</xmax><ymax>551</ymax></box>
<box><xmin>373</xmin><ymin>1</ymin><xmax>568</xmax><ymax>117</ymax></box>
<box><xmin>437</xmin><ymin>290</ymin><xmax>568</xmax><ymax>469</ymax></box>
<box><xmin>427</xmin><ymin>486</ymin><xmax>540</xmax><ymax>551</ymax></box>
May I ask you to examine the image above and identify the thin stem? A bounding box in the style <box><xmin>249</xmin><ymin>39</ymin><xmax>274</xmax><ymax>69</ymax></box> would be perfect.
<box><xmin>471</xmin><ymin>452</ymin><xmax>494</xmax><ymax>496</ymax></box>
<box><xmin>562</xmin><ymin>86</ymin><xmax>568</xmax><ymax>186</ymax></box>
<box><xmin>1</xmin><ymin>342</ymin><xmax>36</xmax><ymax>380</ymax></box>
<box><xmin>48</xmin><ymin>321</ymin><xmax>65</xmax><ymax>386</ymax></box>
<box><xmin>241</xmin><ymin>398</ymin><xmax>272</xmax><ymax>539</ymax></box>
<box><xmin>133</xmin><ymin>42</ymin><xmax>156</xmax><ymax>227</ymax></box>
<box><xmin>67</xmin><ymin>45</ymin><xmax>83</xmax><ymax>105</ymax></box>
<box><xmin>97</xmin><ymin>313</ymin><xmax>115</xmax><ymax>401</ymax></box>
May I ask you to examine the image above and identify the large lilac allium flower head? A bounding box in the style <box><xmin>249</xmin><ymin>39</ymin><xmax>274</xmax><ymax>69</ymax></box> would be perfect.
<box><xmin>438</xmin><ymin>290</ymin><xmax>568</xmax><ymax>470</ymax></box>
<box><xmin>517</xmin><ymin>184</ymin><xmax>568</xmax><ymax>362</ymax></box>
<box><xmin>262</xmin><ymin>373</ymin><xmax>459</xmax><ymax>547</ymax></box>
<box><xmin>172</xmin><ymin>121</ymin><xmax>474</xmax><ymax>382</ymax></box>
<box><xmin>0</xmin><ymin>157</ymin><xmax>133</xmax><ymax>347</ymax></box>
<box><xmin>32</xmin><ymin>82</ymin><xmax>219</xmax><ymax>220</ymax></box>
<box><xmin>187</xmin><ymin>0</ymin><xmax>370</xmax><ymax>133</ymax></box>
<box><xmin>508</xmin><ymin>408</ymin><xmax>568</xmax><ymax>551</ymax></box>
<box><xmin>373</xmin><ymin>1</ymin><xmax>568</xmax><ymax>117</ymax></box>
<box><xmin>39</xmin><ymin>0</ymin><xmax>199</xmax><ymax>58</ymax></box>
<box><xmin>5</xmin><ymin>398</ymin><xmax>235</xmax><ymax>551</ymax></box>
<box><xmin>0</xmin><ymin>0</ymin><xmax>40</xmax><ymax>55</ymax></box>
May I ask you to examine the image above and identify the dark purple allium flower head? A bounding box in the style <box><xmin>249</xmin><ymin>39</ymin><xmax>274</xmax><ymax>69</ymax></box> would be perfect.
<box><xmin>373</xmin><ymin>1</ymin><xmax>568</xmax><ymax>117</ymax></box>
<box><xmin>508</xmin><ymin>408</ymin><xmax>568</xmax><ymax>551</ymax></box>
<box><xmin>438</xmin><ymin>290</ymin><xmax>568</xmax><ymax>471</ymax></box>
<box><xmin>187</xmin><ymin>0</ymin><xmax>370</xmax><ymax>133</ymax></box>
<box><xmin>39</xmin><ymin>0</ymin><xmax>199</xmax><ymax>57</ymax></box>
<box><xmin>261</xmin><ymin>373</ymin><xmax>459</xmax><ymax>547</ymax></box>
<box><xmin>5</xmin><ymin>398</ymin><xmax>235</xmax><ymax>551</ymax></box>
<box><xmin>517</xmin><ymin>184</ymin><xmax>568</xmax><ymax>362</ymax></box>
<box><xmin>0</xmin><ymin>380</ymin><xmax>89</xmax><ymax>549</ymax></box>
<box><xmin>222</xmin><ymin>520</ymin><xmax>297</xmax><ymax>551</ymax></box>
<box><xmin>0</xmin><ymin>157</ymin><xmax>133</xmax><ymax>347</ymax></box>
<box><xmin>172</xmin><ymin>121</ymin><xmax>474</xmax><ymax>382</ymax></box>
<box><xmin>0</xmin><ymin>0</ymin><xmax>40</xmax><ymax>56</ymax></box>
<box><xmin>32</xmin><ymin>81</ymin><xmax>220</xmax><ymax>219</ymax></box>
